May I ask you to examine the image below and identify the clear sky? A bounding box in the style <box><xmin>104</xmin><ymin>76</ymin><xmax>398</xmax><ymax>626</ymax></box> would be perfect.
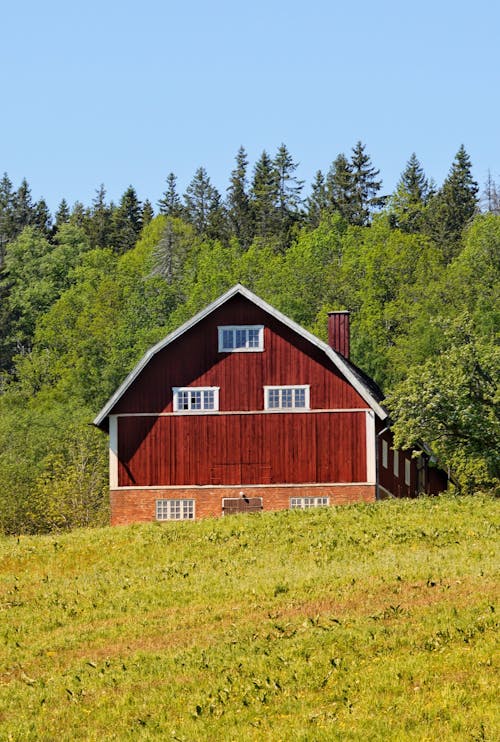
<box><xmin>2</xmin><ymin>0</ymin><xmax>499</xmax><ymax>212</ymax></box>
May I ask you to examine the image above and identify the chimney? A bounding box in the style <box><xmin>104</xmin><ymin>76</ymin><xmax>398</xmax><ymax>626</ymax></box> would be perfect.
<box><xmin>327</xmin><ymin>311</ymin><xmax>350</xmax><ymax>359</ymax></box>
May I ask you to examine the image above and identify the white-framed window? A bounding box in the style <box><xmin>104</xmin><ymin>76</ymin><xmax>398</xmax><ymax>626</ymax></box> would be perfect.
<box><xmin>173</xmin><ymin>387</ymin><xmax>219</xmax><ymax>412</ymax></box>
<box><xmin>405</xmin><ymin>458</ymin><xmax>411</xmax><ymax>486</ymax></box>
<box><xmin>382</xmin><ymin>439</ymin><xmax>388</xmax><ymax>468</ymax></box>
<box><xmin>264</xmin><ymin>385</ymin><xmax>310</xmax><ymax>410</ymax></box>
<box><xmin>156</xmin><ymin>499</ymin><xmax>195</xmax><ymax>521</ymax></box>
<box><xmin>393</xmin><ymin>451</ymin><xmax>399</xmax><ymax>478</ymax></box>
<box><xmin>218</xmin><ymin>325</ymin><xmax>264</xmax><ymax>352</ymax></box>
<box><xmin>290</xmin><ymin>497</ymin><xmax>330</xmax><ymax>510</ymax></box>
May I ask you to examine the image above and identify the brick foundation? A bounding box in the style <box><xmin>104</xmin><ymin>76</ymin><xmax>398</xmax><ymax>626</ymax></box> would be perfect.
<box><xmin>109</xmin><ymin>484</ymin><xmax>376</xmax><ymax>526</ymax></box>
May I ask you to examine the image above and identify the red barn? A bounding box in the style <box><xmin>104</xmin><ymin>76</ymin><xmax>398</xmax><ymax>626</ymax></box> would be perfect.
<box><xmin>94</xmin><ymin>284</ymin><xmax>447</xmax><ymax>525</ymax></box>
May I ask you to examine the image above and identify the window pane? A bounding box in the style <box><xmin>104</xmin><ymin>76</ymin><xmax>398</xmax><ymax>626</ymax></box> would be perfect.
<box><xmin>179</xmin><ymin>391</ymin><xmax>189</xmax><ymax>410</ymax></box>
<box><xmin>190</xmin><ymin>391</ymin><xmax>201</xmax><ymax>410</ymax></box>
<box><xmin>203</xmin><ymin>390</ymin><xmax>215</xmax><ymax>409</ymax></box>
<box><xmin>234</xmin><ymin>329</ymin><xmax>246</xmax><ymax>348</ymax></box>
<box><xmin>247</xmin><ymin>328</ymin><xmax>260</xmax><ymax>347</ymax></box>
<box><xmin>222</xmin><ymin>329</ymin><xmax>233</xmax><ymax>349</ymax></box>
<box><xmin>282</xmin><ymin>389</ymin><xmax>293</xmax><ymax>407</ymax></box>
<box><xmin>294</xmin><ymin>388</ymin><xmax>306</xmax><ymax>407</ymax></box>
<box><xmin>268</xmin><ymin>389</ymin><xmax>280</xmax><ymax>408</ymax></box>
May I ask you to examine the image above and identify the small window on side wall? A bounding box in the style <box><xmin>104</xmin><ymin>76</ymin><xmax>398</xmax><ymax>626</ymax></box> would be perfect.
<box><xmin>393</xmin><ymin>451</ymin><xmax>399</xmax><ymax>478</ymax></box>
<box><xmin>218</xmin><ymin>325</ymin><xmax>264</xmax><ymax>352</ymax></box>
<box><xmin>382</xmin><ymin>440</ymin><xmax>388</xmax><ymax>468</ymax></box>
<box><xmin>264</xmin><ymin>385</ymin><xmax>310</xmax><ymax>410</ymax></box>
<box><xmin>156</xmin><ymin>499</ymin><xmax>195</xmax><ymax>521</ymax></box>
<box><xmin>405</xmin><ymin>459</ymin><xmax>411</xmax><ymax>486</ymax></box>
<box><xmin>290</xmin><ymin>497</ymin><xmax>329</xmax><ymax>509</ymax></box>
<box><xmin>173</xmin><ymin>387</ymin><xmax>219</xmax><ymax>412</ymax></box>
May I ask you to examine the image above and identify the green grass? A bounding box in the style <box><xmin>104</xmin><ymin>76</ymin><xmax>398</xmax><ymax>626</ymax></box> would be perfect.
<box><xmin>0</xmin><ymin>496</ymin><xmax>498</xmax><ymax>741</ymax></box>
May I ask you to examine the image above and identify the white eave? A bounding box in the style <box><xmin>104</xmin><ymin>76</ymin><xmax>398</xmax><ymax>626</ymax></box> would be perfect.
<box><xmin>93</xmin><ymin>284</ymin><xmax>388</xmax><ymax>427</ymax></box>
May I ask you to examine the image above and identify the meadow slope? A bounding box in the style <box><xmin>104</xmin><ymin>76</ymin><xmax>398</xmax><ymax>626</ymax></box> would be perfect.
<box><xmin>0</xmin><ymin>496</ymin><xmax>498</xmax><ymax>741</ymax></box>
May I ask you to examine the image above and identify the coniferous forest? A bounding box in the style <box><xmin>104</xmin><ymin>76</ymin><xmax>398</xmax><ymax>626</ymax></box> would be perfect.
<box><xmin>0</xmin><ymin>142</ymin><xmax>498</xmax><ymax>533</ymax></box>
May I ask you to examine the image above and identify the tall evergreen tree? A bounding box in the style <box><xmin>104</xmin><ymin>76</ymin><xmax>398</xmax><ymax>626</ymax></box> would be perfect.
<box><xmin>54</xmin><ymin>199</ymin><xmax>70</xmax><ymax>230</ymax></box>
<box><xmin>349</xmin><ymin>142</ymin><xmax>386</xmax><ymax>226</ymax></box>
<box><xmin>389</xmin><ymin>153</ymin><xmax>431</xmax><ymax>233</ymax></box>
<box><xmin>87</xmin><ymin>185</ymin><xmax>113</xmax><ymax>249</ymax></box>
<box><xmin>111</xmin><ymin>186</ymin><xmax>143</xmax><ymax>254</ymax></box>
<box><xmin>425</xmin><ymin>145</ymin><xmax>479</xmax><ymax>260</ymax></box>
<box><xmin>250</xmin><ymin>151</ymin><xmax>279</xmax><ymax>242</ymax></box>
<box><xmin>184</xmin><ymin>167</ymin><xmax>220</xmax><ymax>236</ymax></box>
<box><xmin>273</xmin><ymin>144</ymin><xmax>304</xmax><ymax>250</ymax></box>
<box><xmin>69</xmin><ymin>201</ymin><xmax>89</xmax><ymax>230</ymax></box>
<box><xmin>33</xmin><ymin>198</ymin><xmax>52</xmax><ymax>238</ymax></box>
<box><xmin>141</xmin><ymin>199</ymin><xmax>154</xmax><ymax>227</ymax></box>
<box><xmin>0</xmin><ymin>173</ymin><xmax>15</xmax><ymax>267</ymax></box>
<box><xmin>481</xmin><ymin>171</ymin><xmax>500</xmax><ymax>215</ymax></box>
<box><xmin>158</xmin><ymin>172</ymin><xmax>183</xmax><ymax>217</ymax></box>
<box><xmin>12</xmin><ymin>179</ymin><xmax>35</xmax><ymax>235</ymax></box>
<box><xmin>306</xmin><ymin>170</ymin><xmax>328</xmax><ymax>227</ymax></box>
<box><xmin>326</xmin><ymin>154</ymin><xmax>355</xmax><ymax>222</ymax></box>
<box><xmin>227</xmin><ymin>146</ymin><xmax>253</xmax><ymax>248</ymax></box>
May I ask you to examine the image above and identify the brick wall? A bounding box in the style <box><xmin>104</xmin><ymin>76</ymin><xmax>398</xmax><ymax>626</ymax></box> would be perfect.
<box><xmin>109</xmin><ymin>484</ymin><xmax>376</xmax><ymax>526</ymax></box>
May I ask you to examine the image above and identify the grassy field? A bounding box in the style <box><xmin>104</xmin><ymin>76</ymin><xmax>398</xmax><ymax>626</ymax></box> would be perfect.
<box><xmin>0</xmin><ymin>496</ymin><xmax>498</xmax><ymax>741</ymax></box>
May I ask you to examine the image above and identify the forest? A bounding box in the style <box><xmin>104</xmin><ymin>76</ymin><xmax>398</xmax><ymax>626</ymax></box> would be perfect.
<box><xmin>0</xmin><ymin>142</ymin><xmax>498</xmax><ymax>533</ymax></box>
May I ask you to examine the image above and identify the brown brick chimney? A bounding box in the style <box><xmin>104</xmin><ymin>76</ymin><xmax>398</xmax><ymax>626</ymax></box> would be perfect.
<box><xmin>327</xmin><ymin>311</ymin><xmax>350</xmax><ymax>359</ymax></box>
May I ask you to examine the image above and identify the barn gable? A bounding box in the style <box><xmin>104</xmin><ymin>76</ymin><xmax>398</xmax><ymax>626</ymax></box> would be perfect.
<box><xmin>94</xmin><ymin>284</ymin><xmax>387</xmax><ymax>428</ymax></box>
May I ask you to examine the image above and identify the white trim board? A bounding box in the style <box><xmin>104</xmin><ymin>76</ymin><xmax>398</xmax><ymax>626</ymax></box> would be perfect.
<box><xmin>94</xmin><ymin>284</ymin><xmax>387</xmax><ymax>427</ymax></box>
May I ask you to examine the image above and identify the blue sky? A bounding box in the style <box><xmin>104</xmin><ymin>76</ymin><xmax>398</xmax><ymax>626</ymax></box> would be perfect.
<box><xmin>2</xmin><ymin>0</ymin><xmax>499</xmax><ymax>211</ymax></box>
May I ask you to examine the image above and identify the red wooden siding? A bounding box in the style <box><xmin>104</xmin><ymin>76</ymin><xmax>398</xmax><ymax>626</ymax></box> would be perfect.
<box><xmin>117</xmin><ymin>411</ymin><xmax>367</xmax><ymax>487</ymax></box>
<box><xmin>111</xmin><ymin>295</ymin><xmax>368</xmax><ymax>416</ymax></box>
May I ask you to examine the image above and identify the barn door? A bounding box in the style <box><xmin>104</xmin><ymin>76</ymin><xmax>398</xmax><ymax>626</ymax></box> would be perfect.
<box><xmin>222</xmin><ymin>497</ymin><xmax>263</xmax><ymax>515</ymax></box>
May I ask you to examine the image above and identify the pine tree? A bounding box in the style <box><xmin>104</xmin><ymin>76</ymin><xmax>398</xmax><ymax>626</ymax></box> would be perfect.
<box><xmin>326</xmin><ymin>154</ymin><xmax>355</xmax><ymax>222</ymax></box>
<box><xmin>389</xmin><ymin>153</ymin><xmax>431</xmax><ymax>232</ymax></box>
<box><xmin>306</xmin><ymin>170</ymin><xmax>328</xmax><ymax>227</ymax></box>
<box><xmin>111</xmin><ymin>186</ymin><xmax>143</xmax><ymax>254</ymax></box>
<box><xmin>273</xmin><ymin>144</ymin><xmax>304</xmax><ymax>250</ymax></box>
<box><xmin>227</xmin><ymin>146</ymin><xmax>253</xmax><ymax>248</ymax></box>
<box><xmin>158</xmin><ymin>172</ymin><xmax>183</xmax><ymax>217</ymax></box>
<box><xmin>349</xmin><ymin>142</ymin><xmax>386</xmax><ymax>226</ymax></box>
<box><xmin>425</xmin><ymin>145</ymin><xmax>479</xmax><ymax>260</ymax></box>
<box><xmin>250</xmin><ymin>151</ymin><xmax>279</xmax><ymax>242</ymax></box>
<box><xmin>69</xmin><ymin>201</ymin><xmax>89</xmax><ymax>229</ymax></box>
<box><xmin>184</xmin><ymin>167</ymin><xmax>220</xmax><ymax>236</ymax></box>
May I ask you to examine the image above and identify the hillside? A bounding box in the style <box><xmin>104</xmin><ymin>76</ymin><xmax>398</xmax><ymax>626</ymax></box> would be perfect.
<box><xmin>0</xmin><ymin>496</ymin><xmax>498</xmax><ymax>741</ymax></box>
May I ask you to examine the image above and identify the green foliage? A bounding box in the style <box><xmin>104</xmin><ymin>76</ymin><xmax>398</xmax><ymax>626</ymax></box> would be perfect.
<box><xmin>387</xmin><ymin>317</ymin><xmax>499</xmax><ymax>493</ymax></box>
<box><xmin>0</xmin><ymin>498</ymin><xmax>498</xmax><ymax>739</ymax></box>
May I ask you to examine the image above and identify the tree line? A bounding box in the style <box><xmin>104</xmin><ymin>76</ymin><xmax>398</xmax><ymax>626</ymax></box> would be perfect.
<box><xmin>0</xmin><ymin>143</ymin><xmax>498</xmax><ymax>534</ymax></box>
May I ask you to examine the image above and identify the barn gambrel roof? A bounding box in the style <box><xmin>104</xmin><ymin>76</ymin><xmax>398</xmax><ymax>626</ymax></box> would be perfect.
<box><xmin>93</xmin><ymin>284</ymin><xmax>388</xmax><ymax>428</ymax></box>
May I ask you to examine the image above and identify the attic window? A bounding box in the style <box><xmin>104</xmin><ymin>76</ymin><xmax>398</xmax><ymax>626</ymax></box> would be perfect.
<box><xmin>264</xmin><ymin>385</ymin><xmax>310</xmax><ymax>410</ymax></box>
<box><xmin>173</xmin><ymin>387</ymin><xmax>219</xmax><ymax>412</ymax></box>
<box><xmin>218</xmin><ymin>325</ymin><xmax>264</xmax><ymax>352</ymax></box>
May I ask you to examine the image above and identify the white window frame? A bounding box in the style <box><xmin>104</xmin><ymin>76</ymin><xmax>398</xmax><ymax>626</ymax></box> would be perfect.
<box><xmin>405</xmin><ymin>458</ymin><xmax>411</xmax><ymax>486</ymax></box>
<box><xmin>156</xmin><ymin>499</ymin><xmax>195</xmax><ymax>521</ymax></box>
<box><xmin>393</xmin><ymin>450</ymin><xmax>399</xmax><ymax>478</ymax></box>
<box><xmin>172</xmin><ymin>386</ymin><xmax>219</xmax><ymax>413</ymax></box>
<box><xmin>264</xmin><ymin>385</ymin><xmax>310</xmax><ymax>411</ymax></box>
<box><xmin>290</xmin><ymin>496</ymin><xmax>330</xmax><ymax>510</ymax></box>
<box><xmin>218</xmin><ymin>325</ymin><xmax>264</xmax><ymax>352</ymax></box>
<box><xmin>382</xmin><ymin>439</ymin><xmax>388</xmax><ymax>469</ymax></box>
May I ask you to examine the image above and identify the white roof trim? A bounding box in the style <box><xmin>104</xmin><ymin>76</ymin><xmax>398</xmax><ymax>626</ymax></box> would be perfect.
<box><xmin>93</xmin><ymin>284</ymin><xmax>387</xmax><ymax>427</ymax></box>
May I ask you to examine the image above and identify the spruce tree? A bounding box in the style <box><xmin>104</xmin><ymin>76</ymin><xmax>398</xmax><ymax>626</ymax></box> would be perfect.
<box><xmin>250</xmin><ymin>151</ymin><xmax>279</xmax><ymax>242</ymax></box>
<box><xmin>481</xmin><ymin>171</ymin><xmax>500</xmax><ymax>214</ymax></box>
<box><xmin>12</xmin><ymin>179</ymin><xmax>35</xmax><ymax>235</ymax></box>
<box><xmin>33</xmin><ymin>198</ymin><xmax>52</xmax><ymax>238</ymax></box>
<box><xmin>158</xmin><ymin>172</ymin><xmax>183</xmax><ymax>217</ymax></box>
<box><xmin>349</xmin><ymin>142</ymin><xmax>386</xmax><ymax>226</ymax></box>
<box><xmin>273</xmin><ymin>143</ymin><xmax>304</xmax><ymax>250</ymax></box>
<box><xmin>306</xmin><ymin>170</ymin><xmax>328</xmax><ymax>227</ymax></box>
<box><xmin>227</xmin><ymin>146</ymin><xmax>253</xmax><ymax>248</ymax></box>
<box><xmin>111</xmin><ymin>186</ymin><xmax>143</xmax><ymax>254</ymax></box>
<box><xmin>326</xmin><ymin>154</ymin><xmax>355</xmax><ymax>222</ymax></box>
<box><xmin>425</xmin><ymin>145</ymin><xmax>479</xmax><ymax>260</ymax></box>
<box><xmin>184</xmin><ymin>167</ymin><xmax>220</xmax><ymax>236</ymax></box>
<box><xmin>0</xmin><ymin>173</ymin><xmax>14</xmax><ymax>267</ymax></box>
<box><xmin>87</xmin><ymin>185</ymin><xmax>113</xmax><ymax>249</ymax></box>
<box><xmin>389</xmin><ymin>153</ymin><xmax>431</xmax><ymax>233</ymax></box>
<box><xmin>54</xmin><ymin>199</ymin><xmax>70</xmax><ymax>229</ymax></box>
<box><xmin>141</xmin><ymin>199</ymin><xmax>154</xmax><ymax>227</ymax></box>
